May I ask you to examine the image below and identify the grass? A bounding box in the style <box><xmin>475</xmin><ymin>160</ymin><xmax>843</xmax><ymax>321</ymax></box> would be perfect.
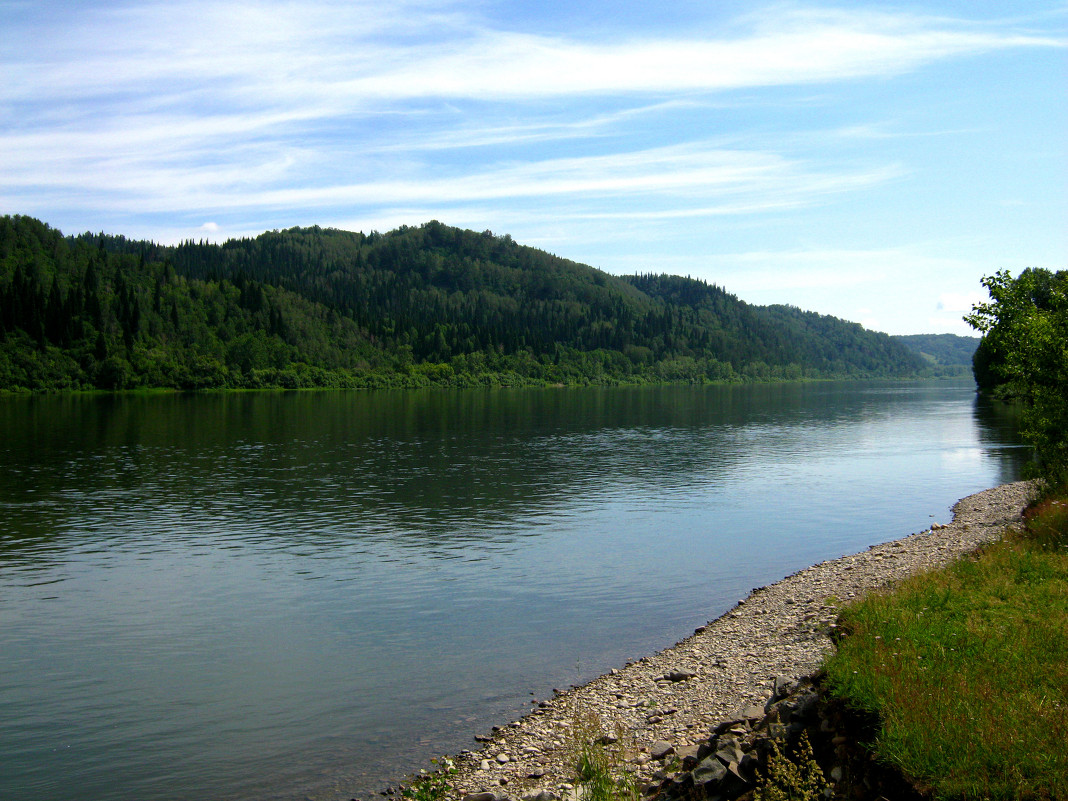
<box><xmin>824</xmin><ymin>484</ymin><xmax>1068</xmax><ymax>800</ymax></box>
<box><xmin>569</xmin><ymin>710</ymin><xmax>641</xmax><ymax>801</ymax></box>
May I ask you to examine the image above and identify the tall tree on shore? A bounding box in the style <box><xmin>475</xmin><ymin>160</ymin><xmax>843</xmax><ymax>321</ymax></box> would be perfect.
<box><xmin>967</xmin><ymin>268</ymin><xmax>1068</xmax><ymax>482</ymax></box>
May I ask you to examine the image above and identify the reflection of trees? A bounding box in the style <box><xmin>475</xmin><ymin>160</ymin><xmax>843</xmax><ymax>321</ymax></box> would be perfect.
<box><xmin>971</xmin><ymin>393</ymin><xmax>1030</xmax><ymax>480</ymax></box>
<box><xmin>0</xmin><ymin>382</ymin><xmax>1025</xmax><ymax>566</ymax></box>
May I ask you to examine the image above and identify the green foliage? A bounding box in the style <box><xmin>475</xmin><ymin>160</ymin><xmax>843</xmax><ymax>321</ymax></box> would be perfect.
<box><xmin>825</xmin><ymin>491</ymin><xmax>1068</xmax><ymax>799</ymax></box>
<box><xmin>1</xmin><ymin>214</ymin><xmax>927</xmax><ymax>392</ymax></box>
<box><xmin>966</xmin><ymin>268</ymin><xmax>1068</xmax><ymax>481</ymax></box>
<box><xmin>402</xmin><ymin>756</ymin><xmax>457</xmax><ymax>801</ymax></box>
<box><xmin>754</xmin><ymin>732</ymin><xmax>829</xmax><ymax>801</ymax></box>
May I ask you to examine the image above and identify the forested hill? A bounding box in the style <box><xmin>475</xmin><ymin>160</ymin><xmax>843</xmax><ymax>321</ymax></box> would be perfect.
<box><xmin>0</xmin><ymin>215</ymin><xmax>928</xmax><ymax>391</ymax></box>
<box><xmin>893</xmin><ymin>333</ymin><xmax>979</xmax><ymax>367</ymax></box>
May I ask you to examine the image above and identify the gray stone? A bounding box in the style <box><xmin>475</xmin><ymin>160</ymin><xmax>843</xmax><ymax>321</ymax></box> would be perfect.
<box><xmin>663</xmin><ymin>669</ymin><xmax>697</xmax><ymax>682</ymax></box>
<box><xmin>496</xmin><ymin>753</ymin><xmax>510</xmax><ymax>764</ymax></box>
<box><xmin>772</xmin><ymin>675</ymin><xmax>796</xmax><ymax>700</ymax></box>
<box><xmin>650</xmin><ymin>740</ymin><xmax>674</xmax><ymax>760</ymax></box>
<box><xmin>692</xmin><ymin>755</ymin><xmax>728</xmax><ymax>786</ymax></box>
<box><xmin>714</xmin><ymin>737</ymin><xmax>743</xmax><ymax>766</ymax></box>
<box><xmin>463</xmin><ymin>793</ymin><xmax>500</xmax><ymax>801</ymax></box>
<box><xmin>675</xmin><ymin>744</ymin><xmax>702</xmax><ymax>767</ymax></box>
<box><xmin>738</xmin><ymin>704</ymin><xmax>765</xmax><ymax>720</ymax></box>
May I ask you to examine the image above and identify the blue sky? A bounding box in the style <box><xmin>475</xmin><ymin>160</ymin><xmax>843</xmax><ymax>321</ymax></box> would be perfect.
<box><xmin>2</xmin><ymin>1</ymin><xmax>1065</xmax><ymax>335</ymax></box>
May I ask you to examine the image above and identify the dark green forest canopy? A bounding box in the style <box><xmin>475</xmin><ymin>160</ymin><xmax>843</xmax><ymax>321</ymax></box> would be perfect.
<box><xmin>0</xmin><ymin>215</ymin><xmax>933</xmax><ymax>391</ymax></box>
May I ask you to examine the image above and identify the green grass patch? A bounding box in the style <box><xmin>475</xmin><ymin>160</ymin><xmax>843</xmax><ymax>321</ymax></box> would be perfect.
<box><xmin>824</xmin><ymin>488</ymin><xmax>1068</xmax><ymax>800</ymax></box>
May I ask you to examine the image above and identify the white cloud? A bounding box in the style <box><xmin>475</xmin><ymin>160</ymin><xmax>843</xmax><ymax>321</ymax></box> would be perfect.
<box><xmin>1</xmin><ymin>133</ymin><xmax>901</xmax><ymax>222</ymax></box>
<box><xmin>336</xmin><ymin>13</ymin><xmax>1061</xmax><ymax>101</ymax></box>
<box><xmin>4</xmin><ymin>3</ymin><xmax>1060</xmax><ymax>113</ymax></box>
<box><xmin>936</xmin><ymin>290</ymin><xmax>989</xmax><ymax>314</ymax></box>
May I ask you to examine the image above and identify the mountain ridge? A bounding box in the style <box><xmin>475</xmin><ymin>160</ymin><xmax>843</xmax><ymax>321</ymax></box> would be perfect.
<box><xmin>1</xmin><ymin>215</ymin><xmax>951</xmax><ymax>391</ymax></box>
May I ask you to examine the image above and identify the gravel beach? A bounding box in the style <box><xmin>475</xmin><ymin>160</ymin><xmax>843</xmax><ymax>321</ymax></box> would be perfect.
<box><xmin>431</xmin><ymin>479</ymin><xmax>1037</xmax><ymax>800</ymax></box>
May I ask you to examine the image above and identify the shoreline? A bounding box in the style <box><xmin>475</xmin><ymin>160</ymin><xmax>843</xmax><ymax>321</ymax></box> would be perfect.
<box><xmin>406</xmin><ymin>480</ymin><xmax>1036</xmax><ymax>801</ymax></box>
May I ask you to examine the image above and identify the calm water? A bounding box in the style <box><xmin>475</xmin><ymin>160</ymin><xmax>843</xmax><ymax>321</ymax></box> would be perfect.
<box><xmin>0</xmin><ymin>382</ymin><xmax>1026</xmax><ymax>801</ymax></box>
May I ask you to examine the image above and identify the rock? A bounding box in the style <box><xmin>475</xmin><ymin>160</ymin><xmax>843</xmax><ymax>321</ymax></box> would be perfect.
<box><xmin>737</xmin><ymin>752</ymin><xmax>759</xmax><ymax>780</ymax></box>
<box><xmin>663</xmin><ymin>669</ymin><xmax>697</xmax><ymax>682</ymax></box>
<box><xmin>496</xmin><ymin>753</ymin><xmax>511</xmax><ymax>764</ymax></box>
<box><xmin>715</xmin><ymin>737</ymin><xmax>744</xmax><ymax>766</ymax></box>
<box><xmin>463</xmin><ymin>794</ymin><xmax>500</xmax><ymax>801</ymax></box>
<box><xmin>674</xmin><ymin>744</ymin><xmax>702</xmax><ymax>767</ymax></box>
<box><xmin>772</xmin><ymin>674</ymin><xmax>797</xmax><ymax>700</ymax></box>
<box><xmin>737</xmin><ymin>703</ymin><xmax>766</xmax><ymax>720</ymax></box>
<box><xmin>650</xmin><ymin>740</ymin><xmax>674</xmax><ymax>760</ymax></box>
<box><xmin>692</xmin><ymin>755</ymin><xmax>727</xmax><ymax>786</ymax></box>
<box><xmin>480</xmin><ymin>760</ymin><xmax>492</xmax><ymax>771</ymax></box>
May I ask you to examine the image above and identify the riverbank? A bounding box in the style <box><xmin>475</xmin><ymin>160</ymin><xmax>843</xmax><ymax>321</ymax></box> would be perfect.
<box><xmin>406</xmin><ymin>480</ymin><xmax>1036</xmax><ymax>801</ymax></box>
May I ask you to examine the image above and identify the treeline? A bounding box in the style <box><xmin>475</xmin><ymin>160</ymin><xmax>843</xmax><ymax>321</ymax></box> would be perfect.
<box><xmin>0</xmin><ymin>215</ymin><xmax>927</xmax><ymax>392</ymax></box>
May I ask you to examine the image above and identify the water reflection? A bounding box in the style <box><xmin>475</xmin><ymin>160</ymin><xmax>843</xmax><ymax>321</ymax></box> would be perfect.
<box><xmin>1</xmin><ymin>383</ymin><xmax>1028</xmax><ymax>564</ymax></box>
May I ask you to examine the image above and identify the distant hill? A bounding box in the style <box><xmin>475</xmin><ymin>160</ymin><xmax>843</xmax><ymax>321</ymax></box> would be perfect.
<box><xmin>0</xmin><ymin>215</ymin><xmax>927</xmax><ymax>391</ymax></box>
<box><xmin>894</xmin><ymin>334</ymin><xmax>979</xmax><ymax>368</ymax></box>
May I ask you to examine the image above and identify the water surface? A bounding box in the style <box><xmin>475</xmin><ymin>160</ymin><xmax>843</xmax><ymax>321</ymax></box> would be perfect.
<box><xmin>0</xmin><ymin>382</ymin><xmax>1026</xmax><ymax>800</ymax></box>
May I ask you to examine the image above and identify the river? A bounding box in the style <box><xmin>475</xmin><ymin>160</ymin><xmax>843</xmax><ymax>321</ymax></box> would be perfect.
<box><xmin>0</xmin><ymin>381</ymin><xmax>1026</xmax><ymax>800</ymax></box>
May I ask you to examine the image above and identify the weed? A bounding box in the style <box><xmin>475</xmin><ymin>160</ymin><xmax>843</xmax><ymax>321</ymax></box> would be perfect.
<box><xmin>402</xmin><ymin>756</ymin><xmax>457</xmax><ymax>801</ymax></box>
<box><xmin>754</xmin><ymin>731</ymin><xmax>829</xmax><ymax>801</ymax></box>
<box><xmin>1022</xmin><ymin>486</ymin><xmax>1068</xmax><ymax>551</ymax></box>
<box><xmin>569</xmin><ymin>710</ymin><xmax>640</xmax><ymax>801</ymax></box>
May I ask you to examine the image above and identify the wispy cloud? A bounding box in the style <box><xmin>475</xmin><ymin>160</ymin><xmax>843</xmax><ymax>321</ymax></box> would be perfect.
<box><xmin>2</xmin><ymin>1</ymin><xmax>1058</xmax><ymax>219</ymax></box>
<box><xmin>3</xmin><ymin>136</ymin><xmax>902</xmax><ymax>228</ymax></box>
<box><xmin>8</xmin><ymin>3</ymin><xmax>1058</xmax><ymax>108</ymax></box>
